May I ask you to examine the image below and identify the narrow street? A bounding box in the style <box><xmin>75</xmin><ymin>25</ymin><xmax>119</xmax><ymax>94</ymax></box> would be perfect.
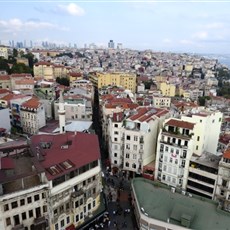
<box><xmin>91</xmin><ymin>88</ymin><xmax>139</xmax><ymax>229</ymax></box>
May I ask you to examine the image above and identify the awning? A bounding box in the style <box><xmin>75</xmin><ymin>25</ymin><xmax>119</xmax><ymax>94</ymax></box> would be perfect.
<box><xmin>66</xmin><ymin>224</ymin><xmax>75</xmax><ymax>230</ymax></box>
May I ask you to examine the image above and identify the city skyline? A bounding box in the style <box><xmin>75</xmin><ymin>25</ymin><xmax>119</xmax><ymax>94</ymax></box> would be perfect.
<box><xmin>1</xmin><ymin>1</ymin><xmax>230</xmax><ymax>54</ymax></box>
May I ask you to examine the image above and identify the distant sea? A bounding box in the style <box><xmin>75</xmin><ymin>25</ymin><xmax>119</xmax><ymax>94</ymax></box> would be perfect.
<box><xmin>198</xmin><ymin>53</ymin><xmax>230</xmax><ymax>69</ymax></box>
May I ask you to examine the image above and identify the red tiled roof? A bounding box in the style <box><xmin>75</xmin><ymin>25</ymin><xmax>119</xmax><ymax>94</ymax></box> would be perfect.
<box><xmin>69</xmin><ymin>72</ymin><xmax>82</xmax><ymax>77</ymax></box>
<box><xmin>11</xmin><ymin>73</ymin><xmax>32</xmax><ymax>78</ymax></box>
<box><xmin>34</xmin><ymin>61</ymin><xmax>52</xmax><ymax>66</ymax></box>
<box><xmin>0</xmin><ymin>89</ymin><xmax>11</xmax><ymax>94</ymax></box>
<box><xmin>0</xmin><ymin>75</ymin><xmax>10</xmax><ymax>81</ymax></box>
<box><xmin>1</xmin><ymin>158</ymin><xmax>15</xmax><ymax>169</ymax></box>
<box><xmin>30</xmin><ymin>132</ymin><xmax>100</xmax><ymax>180</ymax></box>
<box><xmin>21</xmin><ymin>97</ymin><xmax>41</xmax><ymax>109</ymax></box>
<box><xmin>166</xmin><ymin>119</ymin><xmax>195</xmax><ymax>130</ymax></box>
<box><xmin>15</xmin><ymin>79</ymin><xmax>34</xmax><ymax>85</ymax></box>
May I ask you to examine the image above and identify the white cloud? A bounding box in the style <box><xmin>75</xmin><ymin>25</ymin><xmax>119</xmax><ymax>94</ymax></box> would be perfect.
<box><xmin>180</xmin><ymin>40</ymin><xmax>194</xmax><ymax>45</ymax></box>
<box><xmin>162</xmin><ymin>38</ymin><xmax>172</xmax><ymax>43</ymax></box>
<box><xmin>57</xmin><ymin>3</ymin><xmax>85</xmax><ymax>16</ymax></box>
<box><xmin>192</xmin><ymin>31</ymin><xmax>208</xmax><ymax>40</ymax></box>
<box><xmin>205</xmin><ymin>22</ymin><xmax>224</xmax><ymax>29</ymax></box>
<box><xmin>0</xmin><ymin>18</ymin><xmax>69</xmax><ymax>34</ymax></box>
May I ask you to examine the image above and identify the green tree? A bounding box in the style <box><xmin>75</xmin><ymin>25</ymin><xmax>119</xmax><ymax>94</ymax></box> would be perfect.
<box><xmin>11</xmin><ymin>63</ymin><xmax>32</xmax><ymax>74</ymax></box>
<box><xmin>0</xmin><ymin>58</ymin><xmax>10</xmax><ymax>73</ymax></box>
<box><xmin>13</xmin><ymin>48</ymin><xmax>18</xmax><ymax>57</ymax></box>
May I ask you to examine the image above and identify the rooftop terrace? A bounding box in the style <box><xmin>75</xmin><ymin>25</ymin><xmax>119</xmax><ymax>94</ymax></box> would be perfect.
<box><xmin>132</xmin><ymin>178</ymin><xmax>230</xmax><ymax>230</ymax></box>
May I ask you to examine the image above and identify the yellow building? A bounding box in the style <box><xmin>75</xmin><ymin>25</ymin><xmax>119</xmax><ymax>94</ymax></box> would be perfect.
<box><xmin>0</xmin><ymin>46</ymin><xmax>9</xmax><ymax>59</ymax></box>
<box><xmin>159</xmin><ymin>82</ymin><xmax>176</xmax><ymax>97</ymax></box>
<box><xmin>89</xmin><ymin>72</ymin><xmax>136</xmax><ymax>93</ymax></box>
<box><xmin>53</xmin><ymin>64</ymin><xmax>69</xmax><ymax>79</ymax></box>
<box><xmin>16</xmin><ymin>57</ymin><xmax>29</xmax><ymax>66</ymax></box>
<box><xmin>34</xmin><ymin>61</ymin><xmax>54</xmax><ymax>80</ymax></box>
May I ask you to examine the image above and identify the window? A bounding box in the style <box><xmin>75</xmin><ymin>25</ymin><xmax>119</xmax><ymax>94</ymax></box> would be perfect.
<box><xmin>165</xmin><ymin>146</ymin><xmax>169</xmax><ymax>152</ymax></box>
<box><xmin>114</xmin><ymin>137</ymin><xmax>118</xmax><ymax>141</ymax></box>
<box><xmin>43</xmin><ymin>206</ymin><xmax>47</xmax><ymax>213</ymax></box>
<box><xmin>126</xmin><ymin>153</ymin><xmax>130</xmax><ymax>159</ymax></box>
<box><xmin>66</xmin><ymin>216</ymin><xmax>70</xmax><ymax>224</ymax></box>
<box><xmin>197</xmin><ymin>136</ymin><xmax>200</xmax><ymax>141</ymax></box>
<box><xmin>126</xmin><ymin>144</ymin><xmax>130</xmax><ymax>150</ymax></box>
<box><xmin>196</xmin><ymin>145</ymin><xmax>198</xmax><ymax>150</ymax></box>
<box><xmin>160</xmin><ymin>144</ymin><xmax>164</xmax><ymax>152</ymax></box>
<box><xmin>132</xmin><ymin>163</ymin><xmax>136</xmax><ymax>169</ymax></box>
<box><xmin>75</xmin><ymin>201</ymin><xmax>79</xmax><ymax>208</ymax></box>
<box><xmin>125</xmin><ymin>162</ymin><xmax>129</xmax><ymax>167</ymax></box>
<box><xmin>133</xmin><ymin>154</ymin><xmax>137</xmax><ymax>160</ymax></box>
<box><xmin>76</xmin><ymin>215</ymin><xmax>79</xmax><ymax>222</ymax></box>
<box><xmin>114</xmin><ymin>160</ymin><xmax>117</xmax><ymax>164</ymax></box>
<box><xmin>34</xmin><ymin>194</ymin><xmax>39</xmax><ymax>201</ymax></box>
<box><xmin>84</xmin><ymin>206</ymin><xmax>86</xmax><ymax>213</ymax></box>
<box><xmin>22</xmin><ymin>212</ymin><xmax>26</xmax><ymax>220</ymax></box>
<box><xmin>29</xmin><ymin>210</ymin><xmax>33</xmax><ymax>218</ymax></box>
<box><xmin>126</xmin><ymin>135</ymin><xmax>130</xmax><ymax>140</ymax></box>
<box><xmin>183</xmin><ymin>150</ymin><xmax>187</xmax><ymax>158</ymax></box>
<box><xmin>162</xmin><ymin>175</ymin><xmax>166</xmax><ymax>180</ymax></box>
<box><xmin>114</xmin><ymin>124</ymin><xmax>118</xmax><ymax>128</ymax></box>
<box><xmin>6</xmin><ymin>217</ymin><xmax>11</xmax><ymax>226</ymax></box>
<box><xmin>54</xmin><ymin>209</ymin><xmax>58</xmax><ymax>216</ymax></box>
<box><xmin>133</xmin><ymin>145</ymin><xmax>137</xmax><ymax>151</ymax></box>
<box><xmin>134</xmin><ymin>136</ymin><xmax>138</xmax><ymax>141</ymax></box>
<box><xmin>60</xmin><ymin>205</ymin><xmax>64</xmax><ymax>213</ymax></box>
<box><xmin>114</xmin><ymin>153</ymin><xmax>117</xmax><ymax>157</ymax></box>
<box><xmin>55</xmin><ymin>223</ymin><xmax>59</xmax><ymax>230</ymax></box>
<box><xmin>170</xmin><ymin>158</ymin><xmax>173</xmax><ymax>163</ymax></box>
<box><xmin>80</xmin><ymin>212</ymin><xmax>83</xmax><ymax>219</ymax></box>
<box><xmin>42</xmin><ymin>193</ymin><xmax>46</xmax><ymax>199</ymax></box>
<box><xmin>20</xmin><ymin>199</ymin><xmax>25</xmax><ymax>206</ymax></box>
<box><xmin>4</xmin><ymin>204</ymin><xmax>9</xmax><ymax>211</ymax></box>
<box><xmin>61</xmin><ymin>219</ymin><xmax>65</xmax><ymax>227</ymax></box>
<box><xmin>27</xmin><ymin>197</ymin><xmax>32</xmax><ymax>204</ymax></box>
<box><xmin>11</xmin><ymin>201</ymin><xmax>18</xmax><ymax>209</ymax></box>
<box><xmin>114</xmin><ymin>144</ymin><xmax>118</xmax><ymax>150</ymax></box>
<box><xmin>114</xmin><ymin>131</ymin><xmax>118</xmax><ymax>135</ymax></box>
<box><xmin>93</xmin><ymin>200</ymin><xmax>96</xmax><ymax>207</ymax></box>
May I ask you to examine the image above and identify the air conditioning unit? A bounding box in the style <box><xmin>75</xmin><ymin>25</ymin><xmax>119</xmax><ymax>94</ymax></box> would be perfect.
<box><xmin>182</xmin><ymin>190</ymin><xmax>186</xmax><ymax>195</ymax></box>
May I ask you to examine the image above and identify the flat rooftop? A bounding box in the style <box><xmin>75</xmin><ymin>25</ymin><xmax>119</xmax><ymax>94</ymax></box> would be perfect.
<box><xmin>190</xmin><ymin>152</ymin><xmax>221</xmax><ymax>169</ymax></box>
<box><xmin>132</xmin><ymin>178</ymin><xmax>230</xmax><ymax>230</ymax></box>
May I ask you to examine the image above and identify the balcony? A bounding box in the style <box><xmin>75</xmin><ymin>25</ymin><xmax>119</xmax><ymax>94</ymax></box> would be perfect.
<box><xmin>71</xmin><ymin>189</ymin><xmax>84</xmax><ymax>198</ymax></box>
<box><xmin>12</xmin><ymin>225</ymin><xmax>25</xmax><ymax>230</ymax></box>
<box><xmin>33</xmin><ymin>216</ymin><xmax>47</xmax><ymax>227</ymax></box>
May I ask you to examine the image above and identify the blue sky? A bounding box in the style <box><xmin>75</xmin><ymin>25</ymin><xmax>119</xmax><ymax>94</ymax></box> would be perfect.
<box><xmin>1</xmin><ymin>1</ymin><xmax>230</xmax><ymax>54</ymax></box>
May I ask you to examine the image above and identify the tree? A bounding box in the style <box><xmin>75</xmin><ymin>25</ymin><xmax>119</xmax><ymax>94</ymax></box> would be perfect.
<box><xmin>11</xmin><ymin>63</ymin><xmax>32</xmax><ymax>74</ymax></box>
<box><xmin>56</xmin><ymin>77</ymin><xmax>69</xmax><ymax>86</ymax></box>
<box><xmin>13</xmin><ymin>48</ymin><xmax>18</xmax><ymax>57</ymax></box>
<box><xmin>0</xmin><ymin>58</ymin><xmax>10</xmax><ymax>73</ymax></box>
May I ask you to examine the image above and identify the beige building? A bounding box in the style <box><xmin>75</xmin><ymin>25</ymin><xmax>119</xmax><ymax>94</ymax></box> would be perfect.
<box><xmin>158</xmin><ymin>82</ymin><xmax>176</xmax><ymax>97</ymax></box>
<box><xmin>20</xmin><ymin>97</ymin><xmax>46</xmax><ymax>134</ymax></box>
<box><xmin>89</xmin><ymin>72</ymin><xmax>137</xmax><ymax>93</ymax></box>
<box><xmin>0</xmin><ymin>45</ymin><xmax>9</xmax><ymax>59</ymax></box>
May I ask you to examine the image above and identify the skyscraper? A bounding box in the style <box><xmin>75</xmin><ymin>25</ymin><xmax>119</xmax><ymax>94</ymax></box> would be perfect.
<box><xmin>108</xmin><ymin>40</ymin><xmax>115</xmax><ymax>49</ymax></box>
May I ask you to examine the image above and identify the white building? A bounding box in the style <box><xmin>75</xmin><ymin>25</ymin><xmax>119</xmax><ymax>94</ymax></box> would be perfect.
<box><xmin>0</xmin><ymin>131</ymin><xmax>103</xmax><ymax>230</ymax></box>
<box><xmin>215</xmin><ymin>149</ymin><xmax>230</xmax><ymax>212</ymax></box>
<box><xmin>20</xmin><ymin>97</ymin><xmax>46</xmax><ymax>134</ymax></box>
<box><xmin>109</xmin><ymin>107</ymin><xmax>170</xmax><ymax>176</ymax></box>
<box><xmin>152</xmin><ymin>95</ymin><xmax>171</xmax><ymax>108</ymax></box>
<box><xmin>54</xmin><ymin>95</ymin><xmax>92</xmax><ymax>121</ymax></box>
<box><xmin>155</xmin><ymin>118</ymin><xmax>196</xmax><ymax>190</ymax></box>
<box><xmin>181</xmin><ymin>109</ymin><xmax>223</xmax><ymax>156</ymax></box>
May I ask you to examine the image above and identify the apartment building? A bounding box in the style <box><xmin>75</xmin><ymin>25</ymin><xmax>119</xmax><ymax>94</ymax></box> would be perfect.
<box><xmin>34</xmin><ymin>62</ymin><xmax>70</xmax><ymax>81</ymax></box>
<box><xmin>89</xmin><ymin>72</ymin><xmax>137</xmax><ymax>93</ymax></box>
<box><xmin>158</xmin><ymin>82</ymin><xmax>176</xmax><ymax>97</ymax></box>
<box><xmin>187</xmin><ymin>152</ymin><xmax>220</xmax><ymax>199</ymax></box>
<box><xmin>109</xmin><ymin>107</ymin><xmax>170</xmax><ymax>177</ymax></box>
<box><xmin>181</xmin><ymin>109</ymin><xmax>223</xmax><ymax>156</ymax></box>
<box><xmin>0</xmin><ymin>142</ymin><xmax>49</xmax><ymax>230</ymax></box>
<box><xmin>152</xmin><ymin>95</ymin><xmax>171</xmax><ymax>108</ymax></box>
<box><xmin>155</xmin><ymin>118</ymin><xmax>196</xmax><ymax>190</ymax></box>
<box><xmin>0</xmin><ymin>45</ymin><xmax>9</xmax><ymax>59</ymax></box>
<box><xmin>0</xmin><ymin>131</ymin><xmax>103</xmax><ymax>230</ymax></box>
<box><xmin>20</xmin><ymin>97</ymin><xmax>46</xmax><ymax>134</ymax></box>
<box><xmin>215</xmin><ymin>149</ymin><xmax>230</xmax><ymax>212</ymax></box>
<box><xmin>0</xmin><ymin>75</ymin><xmax>11</xmax><ymax>90</ymax></box>
<box><xmin>54</xmin><ymin>95</ymin><xmax>92</xmax><ymax>121</ymax></box>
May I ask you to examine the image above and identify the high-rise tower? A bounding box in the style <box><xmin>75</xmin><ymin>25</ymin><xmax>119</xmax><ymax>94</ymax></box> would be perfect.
<box><xmin>58</xmin><ymin>91</ymin><xmax>66</xmax><ymax>133</ymax></box>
